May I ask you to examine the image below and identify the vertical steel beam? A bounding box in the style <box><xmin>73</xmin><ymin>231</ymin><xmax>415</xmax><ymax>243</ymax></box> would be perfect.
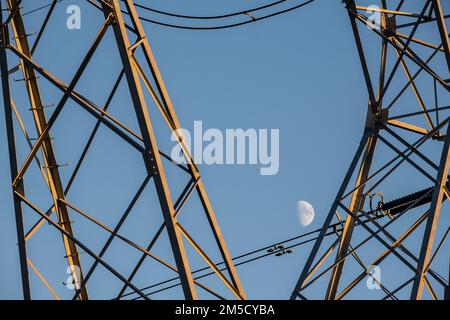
<box><xmin>0</xmin><ymin>3</ymin><xmax>30</xmax><ymax>300</ymax></box>
<box><xmin>411</xmin><ymin>123</ymin><xmax>450</xmax><ymax>300</ymax></box>
<box><xmin>326</xmin><ymin>129</ymin><xmax>378</xmax><ymax>299</ymax></box>
<box><xmin>6</xmin><ymin>0</ymin><xmax>88</xmax><ymax>299</ymax></box>
<box><xmin>346</xmin><ymin>0</ymin><xmax>376</xmax><ymax>106</ymax></box>
<box><xmin>122</xmin><ymin>0</ymin><xmax>246</xmax><ymax>299</ymax></box>
<box><xmin>103</xmin><ymin>0</ymin><xmax>197</xmax><ymax>299</ymax></box>
<box><xmin>431</xmin><ymin>0</ymin><xmax>450</xmax><ymax>73</ymax></box>
<box><xmin>291</xmin><ymin>129</ymin><xmax>371</xmax><ymax>299</ymax></box>
<box><xmin>293</xmin><ymin>0</ymin><xmax>449</xmax><ymax>301</ymax></box>
<box><xmin>324</xmin><ymin>0</ymin><xmax>386</xmax><ymax>299</ymax></box>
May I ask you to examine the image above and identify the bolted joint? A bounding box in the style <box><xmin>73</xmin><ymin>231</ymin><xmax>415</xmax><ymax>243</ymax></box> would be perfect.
<box><xmin>12</xmin><ymin>177</ymin><xmax>23</xmax><ymax>189</ymax></box>
<box><xmin>376</xmin><ymin>108</ymin><xmax>389</xmax><ymax>124</ymax></box>
<box><xmin>342</xmin><ymin>0</ymin><xmax>352</xmax><ymax>10</ymax></box>
<box><xmin>381</xmin><ymin>14</ymin><xmax>396</xmax><ymax>38</ymax></box>
<box><xmin>365</xmin><ymin>101</ymin><xmax>378</xmax><ymax>129</ymax></box>
<box><xmin>365</xmin><ymin>102</ymin><xmax>389</xmax><ymax>129</ymax></box>
<box><xmin>105</xmin><ymin>12</ymin><xmax>115</xmax><ymax>25</ymax></box>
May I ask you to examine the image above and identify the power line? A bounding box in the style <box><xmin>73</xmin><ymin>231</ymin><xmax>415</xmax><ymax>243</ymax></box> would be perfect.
<box><xmin>132</xmin><ymin>235</ymin><xmax>326</xmax><ymax>300</ymax></box>
<box><xmin>119</xmin><ymin>218</ymin><xmax>370</xmax><ymax>300</ymax></box>
<box><xmin>133</xmin><ymin>0</ymin><xmax>288</xmax><ymax>20</ymax></box>
<box><xmin>133</xmin><ymin>0</ymin><xmax>316</xmax><ymax>31</ymax></box>
<box><xmin>14</xmin><ymin>0</ymin><xmax>315</xmax><ymax>31</ymax></box>
<box><xmin>22</xmin><ymin>0</ymin><xmax>63</xmax><ymax>17</ymax></box>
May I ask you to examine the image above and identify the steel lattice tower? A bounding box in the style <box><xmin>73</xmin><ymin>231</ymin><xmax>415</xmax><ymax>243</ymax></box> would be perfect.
<box><xmin>292</xmin><ymin>0</ymin><xmax>450</xmax><ymax>300</ymax></box>
<box><xmin>0</xmin><ymin>0</ymin><xmax>245</xmax><ymax>300</ymax></box>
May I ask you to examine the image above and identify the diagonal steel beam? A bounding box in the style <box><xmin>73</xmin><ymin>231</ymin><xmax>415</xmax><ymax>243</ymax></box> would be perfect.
<box><xmin>431</xmin><ymin>0</ymin><xmax>450</xmax><ymax>73</ymax></box>
<box><xmin>102</xmin><ymin>0</ymin><xmax>197</xmax><ymax>299</ymax></box>
<box><xmin>15</xmin><ymin>191</ymin><xmax>150</xmax><ymax>300</ymax></box>
<box><xmin>5</xmin><ymin>1</ymin><xmax>112</xmax><ymax>298</ymax></box>
<box><xmin>122</xmin><ymin>0</ymin><xmax>246</xmax><ymax>298</ymax></box>
<box><xmin>411</xmin><ymin>123</ymin><xmax>450</xmax><ymax>299</ymax></box>
<box><xmin>291</xmin><ymin>129</ymin><xmax>372</xmax><ymax>299</ymax></box>
<box><xmin>0</xmin><ymin>3</ymin><xmax>30</xmax><ymax>299</ymax></box>
<box><xmin>326</xmin><ymin>129</ymin><xmax>379</xmax><ymax>299</ymax></box>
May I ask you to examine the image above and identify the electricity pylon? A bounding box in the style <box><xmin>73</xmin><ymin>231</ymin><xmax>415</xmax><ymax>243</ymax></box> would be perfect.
<box><xmin>0</xmin><ymin>0</ymin><xmax>245</xmax><ymax>300</ymax></box>
<box><xmin>292</xmin><ymin>0</ymin><xmax>450</xmax><ymax>300</ymax></box>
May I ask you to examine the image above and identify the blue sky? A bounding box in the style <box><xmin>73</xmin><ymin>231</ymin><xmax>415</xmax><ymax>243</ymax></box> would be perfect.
<box><xmin>0</xmin><ymin>0</ymin><xmax>449</xmax><ymax>300</ymax></box>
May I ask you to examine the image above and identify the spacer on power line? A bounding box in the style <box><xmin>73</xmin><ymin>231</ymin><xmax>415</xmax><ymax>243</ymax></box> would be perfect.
<box><xmin>268</xmin><ymin>244</ymin><xmax>293</xmax><ymax>257</ymax></box>
<box><xmin>243</xmin><ymin>12</ymin><xmax>257</xmax><ymax>21</ymax></box>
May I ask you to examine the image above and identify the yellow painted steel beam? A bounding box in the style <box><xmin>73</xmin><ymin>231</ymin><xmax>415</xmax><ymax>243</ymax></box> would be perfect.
<box><xmin>27</xmin><ymin>259</ymin><xmax>60</xmax><ymax>300</ymax></box>
<box><xmin>7</xmin><ymin>0</ymin><xmax>89</xmax><ymax>300</ymax></box>
<box><xmin>326</xmin><ymin>130</ymin><xmax>379</xmax><ymax>300</ymax></box>
<box><xmin>109</xmin><ymin>0</ymin><xmax>246</xmax><ymax>299</ymax></box>
<box><xmin>177</xmin><ymin>222</ymin><xmax>245</xmax><ymax>300</ymax></box>
<box><xmin>356</xmin><ymin>6</ymin><xmax>421</xmax><ymax>18</ymax></box>
<box><xmin>105</xmin><ymin>0</ymin><xmax>198</xmax><ymax>299</ymax></box>
<box><xmin>411</xmin><ymin>124</ymin><xmax>450</xmax><ymax>299</ymax></box>
<box><xmin>387</xmin><ymin>119</ymin><xmax>429</xmax><ymax>135</ymax></box>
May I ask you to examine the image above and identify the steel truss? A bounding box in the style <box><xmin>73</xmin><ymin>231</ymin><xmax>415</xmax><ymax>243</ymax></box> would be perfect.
<box><xmin>292</xmin><ymin>0</ymin><xmax>450</xmax><ymax>300</ymax></box>
<box><xmin>0</xmin><ymin>0</ymin><xmax>245</xmax><ymax>300</ymax></box>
